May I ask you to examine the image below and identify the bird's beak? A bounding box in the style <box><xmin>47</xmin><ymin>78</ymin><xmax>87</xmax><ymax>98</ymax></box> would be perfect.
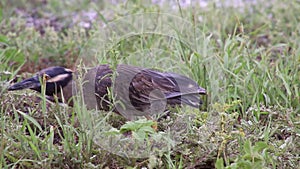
<box><xmin>8</xmin><ymin>76</ymin><xmax>41</xmax><ymax>91</ymax></box>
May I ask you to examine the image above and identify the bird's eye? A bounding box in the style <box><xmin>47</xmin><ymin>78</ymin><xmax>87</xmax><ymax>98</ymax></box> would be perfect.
<box><xmin>43</xmin><ymin>74</ymin><xmax>51</xmax><ymax>81</ymax></box>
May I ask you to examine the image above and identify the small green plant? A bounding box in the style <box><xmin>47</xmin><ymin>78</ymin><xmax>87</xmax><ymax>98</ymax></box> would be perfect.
<box><xmin>215</xmin><ymin>139</ymin><xmax>274</xmax><ymax>169</ymax></box>
<box><xmin>105</xmin><ymin>119</ymin><xmax>156</xmax><ymax>142</ymax></box>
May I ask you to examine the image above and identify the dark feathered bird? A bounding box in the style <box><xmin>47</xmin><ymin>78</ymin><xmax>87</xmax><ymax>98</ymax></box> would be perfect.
<box><xmin>8</xmin><ymin>64</ymin><xmax>206</xmax><ymax>119</ymax></box>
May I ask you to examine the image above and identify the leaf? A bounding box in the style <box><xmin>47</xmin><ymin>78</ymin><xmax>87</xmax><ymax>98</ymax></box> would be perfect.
<box><xmin>120</xmin><ymin>119</ymin><xmax>155</xmax><ymax>133</ymax></box>
<box><xmin>139</xmin><ymin>126</ymin><xmax>155</xmax><ymax>134</ymax></box>
<box><xmin>236</xmin><ymin>160</ymin><xmax>252</xmax><ymax>169</ymax></box>
<box><xmin>120</xmin><ymin>121</ymin><xmax>139</xmax><ymax>133</ymax></box>
<box><xmin>132</xmin><ymin>130</ymin><xmax>146</xmax><ymax>142</ymax></box>
<box><xmin>28</xmin><ymin>141</ymin><xmax>41</xmax><ymax>159</ymax></box>
<box><xmin>215</xmin><ymin>158</ymin><xmax>225</xmax><ymax>169</ymax></box>
<box><xmin>0</xmin><ymin>34</ymin><xmax>8</xmax><ymax>44</ymax></box>
<box><xmin>253</xmin><ymin>141</ymin><xmax>268</xmax><ymax>153</ymax></box>
<box><xmin>0</xmin><ymin>7</ymin><xmax>2</xmax><ymax>21</ymax></box>
<box><xmin>17</xmin><ymin>110</ymin><xmax>43</xmax><ymax>132</ymax></box>
<box><xmin>243</xmin><ymin>139</ymin><xmax>252</xmax><ymax>155</ymax></box>
<box><xmin>43</xmin><ymin>125</ymin><xmax>55</xmax><ymax>150</ymax></box>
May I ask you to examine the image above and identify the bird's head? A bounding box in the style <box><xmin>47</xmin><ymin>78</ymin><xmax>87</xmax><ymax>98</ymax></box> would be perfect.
<box><xmin>8</xmin><ymin>66</ymin><xmax>73</xmax><ymax>96</ymax></box>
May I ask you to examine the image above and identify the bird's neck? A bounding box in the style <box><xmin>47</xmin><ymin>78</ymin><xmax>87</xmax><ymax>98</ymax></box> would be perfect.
<box><xmin>56</xmin><ymin>79</ymin><xmax>74</xmax><ymax>106</ymax></box>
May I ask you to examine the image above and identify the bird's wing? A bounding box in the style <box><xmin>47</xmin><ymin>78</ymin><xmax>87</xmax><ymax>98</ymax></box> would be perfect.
<box><xmin>117</xmin><ymin>65</ymin><xmax>203</xmax><ymax>99</ymax></box>
<box><xmin>114</xmin><ymin>65</ymin><xmax>206</xmax><ymax>110</ymax></box>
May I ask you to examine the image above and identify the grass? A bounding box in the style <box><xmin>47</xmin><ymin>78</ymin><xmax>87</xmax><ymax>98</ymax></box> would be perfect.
<box><xmin>0</xmin><ymin>0</ymin><xmax>299</xmax><ymax>168</ymax></box>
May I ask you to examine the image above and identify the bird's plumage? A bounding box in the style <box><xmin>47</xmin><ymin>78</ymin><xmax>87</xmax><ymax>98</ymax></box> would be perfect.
<box><xmin>8</xmin><ymin>64</ymin><xmax>206</xmax><ymax>119</ymax></box>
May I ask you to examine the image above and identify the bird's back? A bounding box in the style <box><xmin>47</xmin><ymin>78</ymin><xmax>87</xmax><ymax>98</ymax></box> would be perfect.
<box><xmin>91</xmin><ymin>64</ymin><xmax>205</xmax><ymax>118</ymax></box>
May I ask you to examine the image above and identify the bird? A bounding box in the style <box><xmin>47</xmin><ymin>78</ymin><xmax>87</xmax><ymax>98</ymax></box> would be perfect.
<box><xmin>8</xmin><ymin>64</ymin><xmax>206</xmax><ymax>119</ymax></box>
